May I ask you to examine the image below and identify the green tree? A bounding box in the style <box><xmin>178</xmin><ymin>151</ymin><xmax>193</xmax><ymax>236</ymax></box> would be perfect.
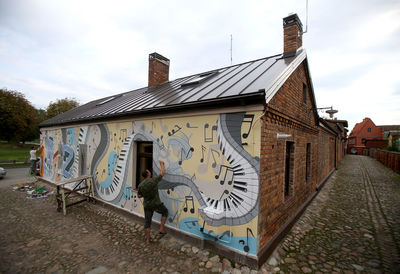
<box><xmin>27</xmin><ymin>108</ymin><xmax>48</xmax><ymax>141</ymax></box>
<box><xmin>46</xmin><ymin>98</ymin><xmax>79</xmax><ymax>119</ymax></box>
<box><xmin>0</xmin><ymin>88</ymin><xmax>37</xmax><ymax>142</ymax></box>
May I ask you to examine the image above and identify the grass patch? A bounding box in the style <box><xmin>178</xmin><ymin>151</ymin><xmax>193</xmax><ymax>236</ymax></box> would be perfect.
<box><xmin>0</xmin><ymin>142</ymin><xmax>38</xmax><ymax>163</ymax></box>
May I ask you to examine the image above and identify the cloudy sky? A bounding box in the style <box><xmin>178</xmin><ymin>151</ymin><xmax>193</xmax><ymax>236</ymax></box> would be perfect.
<box><xmin>1</xmin><ymin>0</ymin><xmax>399</xmax><ymax>130</ymax></box>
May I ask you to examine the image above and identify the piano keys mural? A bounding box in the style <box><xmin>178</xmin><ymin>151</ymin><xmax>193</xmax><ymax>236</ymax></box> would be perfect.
<box><xmin>41</xmin><ymin>110</ymin><xmax>261</xmax><ymax>256</ymax></box>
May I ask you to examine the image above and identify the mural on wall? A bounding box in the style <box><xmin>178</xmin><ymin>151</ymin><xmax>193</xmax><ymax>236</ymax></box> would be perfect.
<box><xmin>41</xmin><ymin>111</ymin><xmax>261</xmax><ymax>256</ymax></box>
<box><xmin>90</xmin><ymin>123</ymin><xmax>136</xmax><ymax>204</ymax></box>
<box><xmin>42</xmin><ymin>129</ymin><xmax>58</xmax><ymax>181</ymax></box>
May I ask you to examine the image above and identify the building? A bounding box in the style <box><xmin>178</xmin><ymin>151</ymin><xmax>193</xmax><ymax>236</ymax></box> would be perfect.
<box><xmin>39</xmin><ymin>14</ymin><xmax>345</xmax><ymax>267</ymax></box>
<box><xmin>376</xmin><ymin>125</ymin><xmax>400</xmax><ymax>151</ymax></box>
<box><xmin>378</xmin><ymin>125</ymin><xmax>400</xmax><ymax>139</ymax></box>
<box><xmin>347</xmin><ymin>117</ymin><xmax>384</xmax><ymax>155</ymax></box>
<box><xmin>321</xmin><ymin>119</ymin><xmax>348</xmax><ymax>166</ymax></box>
<box><xmin>388</xmin><ymin>131</ymin><xmax>400</xmax><ymax>151</ymax></box>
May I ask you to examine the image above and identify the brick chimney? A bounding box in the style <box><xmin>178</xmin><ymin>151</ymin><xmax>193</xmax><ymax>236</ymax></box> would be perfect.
<box><xmin>283</xmin><ymin>13</ymin><xmax>303</xmax><ymax>57</ymax></box>
<box><xmin>148</xmin><ymin>52</ymin><xmax>170</xmax><ymax>88</ymax></box>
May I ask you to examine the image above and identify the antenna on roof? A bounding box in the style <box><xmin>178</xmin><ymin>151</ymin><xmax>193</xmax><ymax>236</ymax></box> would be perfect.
<box><xmin>303</xmin><ymin>0</ymin><xmax>309</xmax><ymax>34</ymax></box>
<box><xmin>230</xmin><ymin>34</ymin><xmax>233</xmax><ymax>65</ymax></box>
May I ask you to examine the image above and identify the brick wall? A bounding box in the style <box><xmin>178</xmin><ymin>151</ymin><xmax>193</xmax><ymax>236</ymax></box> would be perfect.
<box><xmin>339</xmin><ymin>138</ymin><xmax>346</xmax><ymax>161</ymax></box>
<box><xmin>369</xmin><ymin>149</ymin><xmax>400</xmax><ymax>173</ymax></box>
<box><xmin>365</xmin><ymin>139</ymin><xmax>386</xmax><ymax>149</ymax></box>
<box><xmin>259</xmin><ymin>117</ymin><xmax>319</xmax><ymax>247</ymax></box>
<box><xmin>258</xmin><ymin>60</ymin><xmax>341</xmax><ymax>257</ymax></box>
<box><xmin>318</xmin><ymin>127</ymin><xmax>336</xmax><ymax>183</ymax></box>
<box><xmin>266</xmin><ymin>63</ymin><xmax>314</xmax><ymax>125</ymax></box>
<box><xmin>258</xmin><ymin>61</ymin><xmax>320</xmax><ymax>250</ymax></box>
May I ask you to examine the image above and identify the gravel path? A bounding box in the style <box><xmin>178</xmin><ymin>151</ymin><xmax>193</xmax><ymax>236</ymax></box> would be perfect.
<box><xmin>1</xmin><ymin>155</ymin><xmax>399</xmax><ymax>273</ymax></box>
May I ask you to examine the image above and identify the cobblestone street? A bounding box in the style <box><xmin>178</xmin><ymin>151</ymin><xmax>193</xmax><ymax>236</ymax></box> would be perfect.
<box><xmin>264</xmin><ymin>155</ymin><xmax>400</xmax><ymax>274</ymax></box>
<box><xmin>0</xmin><ymin>155</ymin><xmax>399</xmax><ymax>273</ymax></box>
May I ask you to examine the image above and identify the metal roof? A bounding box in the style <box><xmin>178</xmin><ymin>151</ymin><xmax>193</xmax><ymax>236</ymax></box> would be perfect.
<box><xmin>40</xmin><ymin>49</ymin><xmax>306</xmax><ymax>127</ymax></box>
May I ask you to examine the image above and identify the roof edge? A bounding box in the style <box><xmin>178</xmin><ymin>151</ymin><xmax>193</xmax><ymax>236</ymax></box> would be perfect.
<box><xmin>319</xmin><ymin>117</ymin><xmax>338</xmax><ymax>136</ymax></box>
<box><xmin>39</xmin><ymin>92</ymin><xmax>265</xmax><ymax>128</ymax></box>
<box><xmin>265</xmin><ymin>48</ymin><xmax>307</xmax><ymax>103</ymax></box>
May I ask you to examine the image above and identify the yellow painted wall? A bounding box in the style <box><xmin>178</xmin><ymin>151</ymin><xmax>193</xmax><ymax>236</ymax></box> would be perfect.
<box><xmin>41</xmin><ymin>110</ymin><xmax>262</xmax><ymax>255</ymax></box>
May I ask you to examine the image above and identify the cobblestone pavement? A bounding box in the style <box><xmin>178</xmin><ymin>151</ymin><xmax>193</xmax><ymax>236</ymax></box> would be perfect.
<box><xmin>0</xmin><ymin>155</ymin><xmax>399</xmax><ymax>273</ymax></box>
<box><xmin>264</xmin><ymin>155</ymin><xmax>400</xmax><ymax>274</ymax></box>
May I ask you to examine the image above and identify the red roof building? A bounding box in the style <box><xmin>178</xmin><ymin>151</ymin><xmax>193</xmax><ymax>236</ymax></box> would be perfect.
<box><xmin>347</xmin><ymin>118</ymin><xmax>384</xmax><ymax>154</ymax></box>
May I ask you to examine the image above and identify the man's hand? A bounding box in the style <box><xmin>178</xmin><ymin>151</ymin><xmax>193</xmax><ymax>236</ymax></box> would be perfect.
<box><xmin>159</xmin><ymin>160</ymin><xmax>165</xmax><ymax>177</ymax></box>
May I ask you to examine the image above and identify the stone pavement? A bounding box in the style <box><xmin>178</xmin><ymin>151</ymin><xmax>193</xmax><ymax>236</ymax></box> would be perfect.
<box><xmin>0</xmin><ymin>155</ymin><xmax>399</xmax><ymax>273</ymax></box>
<box><xmin>263</xmin><ymin>155</ymin><xmax>400</xmax><ymax>274</ymax></box>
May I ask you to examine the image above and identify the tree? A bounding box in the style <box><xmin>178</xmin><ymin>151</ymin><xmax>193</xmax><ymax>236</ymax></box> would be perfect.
<box><xmin>36</xmin><ymin>108</ymin><xmax>47</xmax><ymax>123</ymax></box>
<box><xmin>26</xmin><ymin>108</ymin><xmax>47</xmax><ymax>141</ymax></box>
<box><xmin>46</xmin><ymin>98</ymin><xmax>79</xmax><ymax>119</ymax></box>
<box><xmin>0</xmin><ymin>88</ymin><xmax>37</xmax><ymax>142</ymax></box>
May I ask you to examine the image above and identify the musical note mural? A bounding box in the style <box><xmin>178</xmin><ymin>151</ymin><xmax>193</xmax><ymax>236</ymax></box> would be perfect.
<box><xmin>43</xmin><ymin>131</ymin><xmax>57</xmax><ymax>179</ymax></box>
<box><xmin>183</xmin><ymin>196</ymin><xmax>195</xmax><ymax>214</ymax></box>
<box><xmin>40</xmin><ymin>110</ymin><xmax>261</xmax><ymax>256</ymax></box>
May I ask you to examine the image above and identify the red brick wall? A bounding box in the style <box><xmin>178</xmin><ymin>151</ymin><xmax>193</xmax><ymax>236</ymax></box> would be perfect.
<box><xmin>267</xmin><ymin>64</ymin><xmax>314</xmax><ymax>125</ymax></box>
<box><xmin>365</xmin><ymin>139</ymin><xmax>386</xmax><ymax>149</ymax></box>
<box><xmin>258</xmin><ymin>61</ymin><xmax>320</xmax><ymax>249</ymax></box>
<box><xmin>339</xmin><ymin>138</ymin><xmax>346</xmax><ymax>161</ymax></box>
<box><xmin>318</xmin><ymin>127</ymin><xmax>336</xmax><ymax>183</ymax></box>
<box><xmin>374</xmin><ymin>149</ymin><xmax>400</xmax><ymax>173</ymax></box>
<box><xmin>259</xmin><ymin>117</ymin><xmax>319</xmax><ymax>247</ymax></box>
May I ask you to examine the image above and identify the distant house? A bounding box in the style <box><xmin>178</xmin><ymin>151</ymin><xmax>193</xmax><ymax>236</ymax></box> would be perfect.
<box><xmin>378</xmin><ymin>125</ymin><xmax>400</xmax><ymax>140</ymax></box>
<box><xmin>347</xmin><ymin>118</ymin><xmax>384</xmax><ymax>154</ymax></box>
<box><xmin>388</xmin><ymin>131</ymin><xmax>400</xmax><ymax>151</ymax></box>
<box><xmin>39</xmin><ymin>14</ymin><xmax>346</xmax><ymax>267</ymax></box>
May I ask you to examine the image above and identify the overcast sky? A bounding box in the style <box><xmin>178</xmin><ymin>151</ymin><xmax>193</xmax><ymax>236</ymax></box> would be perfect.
<box><xmin>1</xmin><ymin>0</ymin><xmax>399</xmax><ymax>130</ymax></box>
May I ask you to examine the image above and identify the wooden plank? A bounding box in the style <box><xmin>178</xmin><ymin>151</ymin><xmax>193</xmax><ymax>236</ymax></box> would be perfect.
<box><xmin>55</xmin><ymin>175</ymin><xmax>92</xmax><ymax>186</ymax></box>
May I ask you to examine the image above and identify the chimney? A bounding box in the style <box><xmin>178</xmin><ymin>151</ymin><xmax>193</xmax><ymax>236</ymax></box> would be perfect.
<box><xmin>283</xmin><ymin>13</ymin><xmax>303</xmax><ymax>57</ymax></box>
<box><xmin>148</xmin><ymin>52</ymin><xmax>170</xmax><ymax>88</ymax></box>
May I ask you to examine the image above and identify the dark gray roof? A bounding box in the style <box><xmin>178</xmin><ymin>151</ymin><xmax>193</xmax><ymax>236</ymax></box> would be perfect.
<box><xmin>40</xmin><ymin>49</ymin><xmax>307</xmax><ymax>127</ymax></box>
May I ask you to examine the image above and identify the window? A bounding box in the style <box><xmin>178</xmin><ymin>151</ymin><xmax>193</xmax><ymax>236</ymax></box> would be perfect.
<box><xmin>181</xmin><ymin>71</ymin><xmax>218</xmax><ymax>87</ymax></box>
<box><xmin>285</xmin><ymin>141</ymin><xmax>295</xmax><ymax>197</ymax></box>
<box><xmin>368</xmin><ymin>128</ymin><xmax>371</xmax><ymax>132</ymax></box>
<box><xmin>305</xmin><ymin>143</ymin><xmax>311</xmax><ymax>183</ymax></box>
<box><xmin>135</xmin><ymin>142</ymin><xmax>153</xmax><ymax>189</ymax></box>
<box><xmin>302</xmin><ymin>83</ymin><xmax>307</xmax><ymax>104</ymax></box>
<box><xmin>96</xmin><ymin>94</ymin><xmax>122</xmax><ymax>106</ymax></box>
